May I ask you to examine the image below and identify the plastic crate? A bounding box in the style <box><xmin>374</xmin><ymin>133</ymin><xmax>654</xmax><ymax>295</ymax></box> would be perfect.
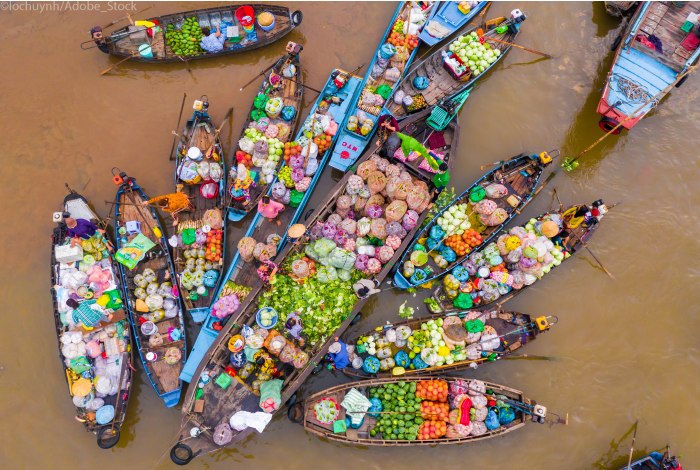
<box><xmin>442</xmin><ymin>53</ymin><xmax>472</xmax><ymax>82</ymax></box>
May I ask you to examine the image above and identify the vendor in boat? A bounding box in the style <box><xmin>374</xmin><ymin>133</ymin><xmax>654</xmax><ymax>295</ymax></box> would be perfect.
<box><xmin>65</xmin><ymin>217</ymin><xmax>104</xmax><ymax>240</ymax></box>
<box><xmin>89</xmin><ymin>26</ymin><xmax>110</xmax><ymax>54</ymax></box>
<box><xmin>256</xmin><ymin>259</ymin><xmax>278</xmax><ymax>286</ymax></box>
<box><xmin>326</xmin><ymin>338</ymin><xmax>350</xmax><ymax>370</ymax></box>
<box><xmin>142</xmin><ymin>184</ymin><xmax>194</xmax><ymax>226</ymax></box>
<box><xmin>230</xmin><ymin>164</ymin><xmax>256</xmax><ymax>203</ymax></box>
<box><xmin>285</xmin><ymin>311</ymin><xmax>305</xmax><ymax>347</ymax></box>
<box><xmin>353</xmin><ymin>278</ymin><xmax>381</xmax><ymax>299</ymax></box>
<box><xmin>200</xmin><ymin>25</ymin><xmax>226</xmax><ymax>53</ymax></box>
<box><xmin>67</xmin><ymin>298</ymin><xmax>112</xmax><ymax>329</ymax></box>
<box><xmin>258</xmin><ymin>195</ymin><xmax>285</xmax><ymax>226</ymax></box>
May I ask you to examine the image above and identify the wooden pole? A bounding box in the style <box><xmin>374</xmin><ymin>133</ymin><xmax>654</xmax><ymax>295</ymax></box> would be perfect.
<box><xmin>169</xmin><ymin>93</ymin><xmax>187</xmax><ymax>161</ymax></box>
<box><xmin>109</xmin><ymin>356</ymin><xmax>129</xmax><ymax>434</ymax></box>
<box><xmin>400</xmin><ymin>3</ymin><xmax>412</xmax><ymax>81</ymax></box>
<box><xmin>215</xmin><ymin>107</ymin><xmax>234</xmax><ymax>137</ymax></box>
<box><xmin>626</xmin><ymin>420</ymin><xmax>639</xmax><ymax>469</ymax></box>
<box><xmin>481</xmin><ymin>35</ymin><xmax>553</xmax><ymax>59</ymax></box>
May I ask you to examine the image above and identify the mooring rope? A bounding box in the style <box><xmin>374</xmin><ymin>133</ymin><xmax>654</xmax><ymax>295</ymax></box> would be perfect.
<box><xmin>610</xmin><ymin>74</ymin><xmax>659</xmax><ymax>108</ymax></box>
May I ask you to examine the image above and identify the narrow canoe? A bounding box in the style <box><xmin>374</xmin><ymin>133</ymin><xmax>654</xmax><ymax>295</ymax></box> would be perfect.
<box><xmin>428</xmin><ymin>200</ymin><xmax>609</xmax><ymax>315</ymax></box>
<box><xmin>597</xmin><ymin>1</ymin><xmax>700</xmax><ymax>133</ymax></box>
<box><xmin>51</xmin><ymin>190</ymin><xmax>134</xmax><ymax>448</ymax></box>
<box><xmin>91</xmin><ymin>4</ymin><xmax>302</xmax><ymax>63</ymax></box>
<box><xmin>226</xmin><ymin>51</ymin><xmax>304</xmax><ymax>221</ymax></box>
<box><xmin>393</xmin><ymin>151</ymin><xmax>557</xmax><ymax>290</ymax></box>
<box><xmin>178</xmin><ymin>69</ymin><xmax>362</xmax><ymax>384</ymax></box>
<box><xmin>114</xmin><ymin>174</ymin><xmax>187</xmax><ymax>407</ymax></box>
<box><xmin>384</xmin><ymin>14</ymin><xmax>523</xmax><ymax>120</ymax></box>
<box><xmin>173</xmin><ymin>102</ymin><xmax>228</xmax><ymax>323</ymax></box>
<box><xmin>342</xmin><ymin>310</ymin><xmax>552</xmax><ymax>379</ymax></box>
<box><xmin>296</xmin><ymin>376</ymin><xmax>544</xmax><ymax>446</ymax></box>
<box><xmin>329</xmin><ymin>1</ymin><xmax>440</xmax><ymax>171</ymax></box>
<box><xmin>618</xmin><ymin>451</ymin><xmax>683</xmax><ymax>469</ymax></box>
<box><xmin>170</xmin><ymin>107</ymin><xmax>459</xmax><ymax>464</ymax></box>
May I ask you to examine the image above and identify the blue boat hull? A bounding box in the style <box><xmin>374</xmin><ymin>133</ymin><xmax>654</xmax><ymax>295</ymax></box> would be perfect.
<box><xmin>418</xmin><ymin>1</ymin><xmax>489</xmax><ymax>46</ymax></box>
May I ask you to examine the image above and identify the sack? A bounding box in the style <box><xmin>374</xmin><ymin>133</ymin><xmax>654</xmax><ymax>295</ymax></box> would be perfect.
<box><xmin>328</xmin><ymin>248</ymin><xmax>357</xmax><ymax>271</ymax></box>
<box><xmin>485</xmin><ymin>409</ymin><xmax>500</xmax><ymax>430</ymax></box>
<box><xmin>370</xmin><ymin>218</ymin><xmax>387</xmax><ymax>239</ymax></box>
<box><xmin>485</xmin><ymin>183</ymin><xmax>508</xmax><ymax>198</ymax></box>
<box><xmin>480</xmin><ymin>208</ymin><xmax>508</xmax><ymax>226</ymax></box>
<box><xmin>473</xmin><ymin>199</ymin><xmax>497</xmax><ymax>215</ymax></box>
<box><xmin>259</xmin><ymin>379</ymin><xmax>283</xmax><ymax>413</ymax></box>
<box><xmin>316</xmin><ymin>266</ymin><xmax>338</xmax><ymax>283</ymax></box>
<box><xmin>314</xmin><ymin>238</ymin><xmax>336</xmax><ymax>257</ymax></box>
<box><xmin>279</xmin><ymin>344</ymin><xmax>297</xmax><ymax>364</ymax></box>
<box><xmin>367</xmin><ymin>171</ymin><xmax>387</xmax><ymax>194</ymax></box>
<box><xmin>116</xmin><ymin>234</ymin><xmax>155</xmax><ymax>269</ymax></box>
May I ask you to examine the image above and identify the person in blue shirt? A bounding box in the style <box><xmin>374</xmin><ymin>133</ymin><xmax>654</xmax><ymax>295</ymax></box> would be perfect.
<box><xmin>200</xmin><ymin>26</ymin><xmax>226</xmax><ymax>53</ymax></box>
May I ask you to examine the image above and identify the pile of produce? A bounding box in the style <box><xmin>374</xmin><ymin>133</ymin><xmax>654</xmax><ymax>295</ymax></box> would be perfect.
<box><xmin>204</xmin><ymin>229</ymin><xmax>223</xmax><ymax>264</ymax></box>
<box><xmin>443</xmin><ymin>213</ymin><xmax>573</xmax><ymax>309</ymax></box>
<box><xmin>236</xmin><ymin>119</ymin><xmax>292</xmax><ymax>185</ymax></box>
<box><xmin>218</xmin><ymin>281</ymin><xmax>253</xmax><ymax>301</ymax></box>
<box><xmin>362</xmin><ymin>378</ymin><xmax>516</xmax><ymax>440</ymax></box>
<box><xmin>166</xmin><ymin>18</ymin><xmax>206</xmax><ymax>57</ymax></box>
<box><xmin>447</xmin><ymin>32</ymin><xmax>502</xmax><ymax>77</ymax></box>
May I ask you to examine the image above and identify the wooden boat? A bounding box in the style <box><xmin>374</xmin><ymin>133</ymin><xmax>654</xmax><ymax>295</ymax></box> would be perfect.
<box><xmin>428</xmin><ymin>201</ymin><xmax>609</xmax><ymax>315</ymax></box>
<box><xmin>619</xmin><ymin>451</ymin><xmax>682</xmax><ymax>469</ymax></box>
<box><xmin>418</xmin><ymin>1</ymin><xmax>490</xmax><ymax>46</ymax></box>
<box><xmin>178</xmin><ymin>69</ymin><xmax>362</xmax><ymax>384</ymax></box>
<box><xmin>114</xmin><ymin>173</ymin><xmax>187</xmax><ymax>407</ymax></box>
<box><xmin>329</xmin><ymin>1</ymin><xmax>440</xmax><ymax>172</ymax></box>
<box><xmin>341</xmin><ymin>310</ymin><xmax>553</xmax><ymax>379</ymax></box>
<box><xmin>226</xmin><ymin>50</ymin><xmax>304</xmax><ymax>222</ymax></box>
<box><xmin>383</xmin><ymin>14</ymin><xmax>524</xmax><ymax>120</ymax></box>
<box><xmin>597</xmin><ymin>1</ymin><xmax>700</xmax><ymax>133</ymax></box>
<box><xmin>51</xmin><ymin>189</ymin><xmax>134</xmax><ymax>448</ymax></box>
<box><xmin>172</xmin><ymin>100</ymin><xmax>228</xmax><ymax>323</ymax></box>
<box><xmin>393</xmin><ymin>151</ymin><xmax>558</xmax><ymax>290</ymax></box>
<box><xmin>295</xmin><ymin>376</ymin><xmax>544</xmax><ymax>445</ymax></box>
<box><xmin>89</xmin><ymin>4</ymin><xmax>302</xmax><ymax>63</ymax></box>
<box><xmin>169</xmin><ymin>108</ymin><xmax>459</xmax><ymax>465</ymax></box>
<box><xmin>605</xmin><ymin>1</ymin><xmax>637</xmax><ymax>17</ymax></box>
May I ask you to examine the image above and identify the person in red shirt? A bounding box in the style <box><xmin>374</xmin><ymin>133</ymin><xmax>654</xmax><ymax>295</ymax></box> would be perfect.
<box><xmin>257</xmin><ymin>196</ymin><xmax>284</xmax><ymax>226</ymax></box>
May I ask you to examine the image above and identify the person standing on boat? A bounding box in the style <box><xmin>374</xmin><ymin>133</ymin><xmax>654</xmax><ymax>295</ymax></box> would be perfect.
<box><xmin>258</xmin><ymin>195</ymin><xmax>285</xmax><ymax>226</ymax></box>
<box><xmin>200</xmin><ymin>25</ymin><xmax>226</xmax><ymax>53</ymax></box>
<box><xmin>142</xmin><ymin>184</ymin><xmax>194</xmax><ymax>226</ymax></box>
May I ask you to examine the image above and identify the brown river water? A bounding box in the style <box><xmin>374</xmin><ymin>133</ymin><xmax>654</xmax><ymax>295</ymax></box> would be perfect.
<box><xmin>2</xmin><ymin>1</ymin><xmax>699</xmax><ymax>468</ymax></box>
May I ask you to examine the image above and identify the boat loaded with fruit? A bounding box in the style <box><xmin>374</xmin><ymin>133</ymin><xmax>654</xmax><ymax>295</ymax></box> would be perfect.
<box><xmin>393</xmin><ymin>150</ymin><xmax>558</xmax><ymax>290</ymax></box>
<box><xmin>291</xmin><ymin>376</ymin><xmax>564</xmax><ymax>445</ymax></box>
<box><xmin>50</xmin><ymin>187</ymin><xmax>134</xmax><ymax>449</ymax></box>
<box><xmin>341</xmin><ymin>310</ymin><xmax>555</xmax><ymax>379</ymax></box>
<box><xmin>169</xmin><ymin>107</ymin><xmax>459</xmax><ymax>465</ymax></box>
<box><xmin>226</xmin><ymin>43</ymin><xmax>304</xmax><ymax>221</ymax></box>
<box><xmin>113</xmin><ymin>172</ymin><xmax>187</xmax><ymax>408</ymax></box>
<box><xmin>178</xmin><ymin>68</ymin><xmax>362</xmax><ymax>385</ymax></box>
<box><xmin>329</xmin><ymin>0</ymin><xmax>440</xmax><ymax>171</ymax></box>
<box><xmin>428</xmin><ymin>199</ymin><xmax>610</xmax><ymax>314</ymax></box>
<box><xmin>171</xmin><ymin>98</ymin><xmax>228</xmax><ymax>323</ymax></box>
<box><xmin>87</xmin><ymin>4</ymin><xmax>302</xmax><ymax>63</ymax></box>
<box><xmin>384</xmin><ymin>9</ymin><xmax>527</xmax><ymax>120</ymax></box>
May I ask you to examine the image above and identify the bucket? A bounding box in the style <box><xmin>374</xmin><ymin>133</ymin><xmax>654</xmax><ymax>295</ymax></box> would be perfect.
<box><xmin>141</xmin><ymin>321</ymin><xmax>158</xmax><ymax>336</ymax></box>
<box><xmin>236</xmin><ymin>6</ymin><xmax>255</xmax><ymax>33</ymax></box>
<box><xmin>138</xmin><ymin>43</ymin><xmax>153</xmax><ymax>58</ymax></box>
<box><xmin>257</xmin><ymin>12</ymin><xmax>276</xmax><ymax>31</ymax></box>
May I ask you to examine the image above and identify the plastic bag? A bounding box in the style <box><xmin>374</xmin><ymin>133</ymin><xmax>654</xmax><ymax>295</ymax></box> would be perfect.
<box><xmin>485</xmin><ymin>183</ymin><xmax>508</xmax><ymax>198</ymax></box>
<box><xmin>385</xmin><ymin>200</ymin><xmax>407</xmax><ymax>223</ymax></box>
<box><xmin>481</xmin><ymin>208</ymin><xmax>508</xmax><ymax>226</ymax></box>
<box><xmin>366</xmin><ymin>171</ymin><xmax>387</xmax><ymax>194</ymax></box>
<box><xmin>370</xmin><ymin>218</ymin><xmax>387</xmax><ymax>239</ymax></box>
<box><xmin>238</xmin><ymin>237</ymin><xmax>257</xmax><ymax>262</ymax></box>
<box><xmin>328</xmin><ymin>248</ymin><xmax>357</xmax><ymax>271</ymax></box>
<box><xmin>316</xmin><ymin>266</ymin><xmax>338</xmax><ymax>283</ymax></box>
<box><xmin>314</xmin><ymin>238</ymin><xmax>336</xmax><ymax>257</ymax></box>
<box><xmin>356</xmin><ymin>161</ymin><xmax>377</xmax><ymax>180</ymax></box>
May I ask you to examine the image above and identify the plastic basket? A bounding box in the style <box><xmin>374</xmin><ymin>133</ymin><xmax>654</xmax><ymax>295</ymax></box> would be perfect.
<box><xmin>443</xmin><ymin>53</ymin><xmax>472</xmax><ymax>82</ymax></box>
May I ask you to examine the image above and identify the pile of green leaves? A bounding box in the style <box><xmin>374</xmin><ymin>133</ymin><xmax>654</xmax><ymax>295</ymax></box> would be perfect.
<box><xmin>368</xmin><ymin>381</ymin><xmax>422</xmax><ymax>441</ymax></box>
<box><xmin>257</xmin><ymin>253</ymin><xmax>366</xmax><ymax>346</ymax></box>
<box><xmin>420</xmin><ymin>187</ymin><xmax>456</xmax><ymax>229</ymax></box>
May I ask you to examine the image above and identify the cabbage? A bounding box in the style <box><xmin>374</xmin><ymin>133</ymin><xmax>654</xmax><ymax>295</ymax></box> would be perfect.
<box><xmin>494</xmin><ymin>49</ymin><xmax>501</xmax><ymax>56</ymax></box>
<box><xmin>449</xmin><ymin>45</ymin><xmax>455</xmax><ymax>52</ymax></box>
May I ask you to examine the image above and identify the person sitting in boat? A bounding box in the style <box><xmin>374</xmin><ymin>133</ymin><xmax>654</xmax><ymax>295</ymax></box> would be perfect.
<box><xmin>67</xmin><ymin>298</ymin><xmax>112</xmax><ymax>329</ymax></box>
<box><xmin>200</xmin><ymin>25</ymin><xmax>226</xmax><ymax>53</ymax></box>
<box><xmin>327</xmin><ymin>338</ymin><xmax>350</xmax><ymax>370</ymax></box>
<box><xmin>230</xmin><ymin>164</ymin><xmax>256</xmax><ymax>203</ymax></box>
<box><xmin>65</xmin><ymin>217</ymin><xmax>104</xmax><ymax>240</ymax></box>
<box><xmin>353</xmin><ymin>278</ymin><xmax>381</xmax><ymax>299</ymax></box>
<box><xmin>89</xmin><ymin>26</ymin><xmax>110</xmax><ymax>54</ymax></box>
<box><xmin>285</xmin><ymin>311</ymin><xmax>305</xmax><ymax>347</ymax></box>
<box><xmin>143</xmin><ymin>184</ymin><xmax>194</xmax><ymax>226</ymax></box>
<box><xmin>258</xmin><ymin>196</ymin><xmax>285</xmax><ymax>226</ymax></box>
<box><xmin>256</xmin><ymin>259</ymin><xmax>278</xmax><ymax>286</ymax></box>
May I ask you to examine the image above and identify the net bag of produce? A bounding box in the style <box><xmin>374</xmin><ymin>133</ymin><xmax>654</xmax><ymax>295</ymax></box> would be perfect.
<box><xmin>333</xmin><ymin>229</ymin><xmax>348</xmax><ymax>247</ymax></box>
<box><xmin>370</xmin><ymin>218</ymin><xmax>387</xmax><ymax>239</ymax></box>
<box><xmin>394</xmin><ymin>350</ymin><xmax>410</xmax><ymax>367</ymax></box>
<box><xmin>291</xmin><ymin>167</ymin><xmax>305</xmax><ymax>183</ymax></box>
<box><xmin>238</xmin><ymin>137</ymin><xmax>255</xmax><ymax>154</ymax></box>
<box><xmin>271</xmin><ymin>182</ymin><xmax>290</xmax><ymax>204</ymax></box>
<box><xmin>473</xmin><ymin>199</ymin><xmax>497</xmax><ymax>215</ymax></box>
<box><xmin>440</xmin><ymin>246</ymin><xmax>457</xmax><ymax>263</ymax></box>
<box><xmin>354</xmin><ymin>196</ymin><xmax>368</xmax><ymax>213</ymax></box>
<box><xmin>481</xmin><ymin>208</ymin><xmax>508</xmax><ymax>226</ymax></box>
<box><xmin>376</xmin><ymin>245</ymin><xmax>394</xmax><ymax>264</ymax></box>
<box><xmin>386</xmin><ymin>222</ymin><xmax>407</xmax><ymax>240</ymax></box>
<box><xmin>485</xmin><ymin>183</ymin><xmax>508</xmax><ymax>198</ymax></box>
<box><xmin>289</xmin><ymin>154</ymin><xmax>304</xmax><ymax>170</ymax></box>
<box><xmin>362</xmin><ymin>356</ymin><xmax>380</xmax><ymax>374</ymax></box>
<box><xmin>317</xmin><ymin>266</ymin><xmax>339</xmax><ymax>284</ymax></box>
<box><xmin>412</xmin><ymin>355</ymin><xmax>428</xmax><ymax>369</ymax></box>
<box><xmin>364</xmin><ymin>258</ymin><xmax>382</xmax><ymax>275</ymax></box>
<box><xmin>308</xmin><ymin>223</ymin><xmax>324</xmax><ymax>242</ymax></box>
<box><xmin>279</xmin><ymin>344</ymin><xmax>297</xmax><ymax>364</ymax></box>
<box><xmin>368</xmin><ymin>397</ymin><xmax>383</xmax><ymax>417</ymax></box>
<box><xmin>327</xmin><ymin>214</ymin><xmax>343</xmax><ymax>227</ymax></box>
<box><xmin>237</xmin><ymin>237</ymin><xmax>257</xmax><ymax>262</ymax></box>
<box><xmin>499</xmin><ymin>405</ymin><xmax>515</xmax><ymax>425</ymax></box>
<box><xmin>319</xmin><ymin>221</ymin><xmax>337</xmax><ymax>239</ymax></box>
<box><xmin>366</xmin><ymin>171</ymin><xmax>387</xmax><ymax>194</ymax></box>
<box><xmin>365</xmin><ymin>194</ymin><xmax>385</xmax><ymax>212</ymax></box>
<box><xmin>328</xmin><ymin>248</ymin><xmax>356</xmax><ymax>271</ymax></box>
<box><xmin>356</xmin><ymin>160</ymin><xmax>377</xmax><ymax>180</ymax></box>
<box><xmin>346</xmin><ymin>175</ymin><xmax>364</xmax><ymax>196</ymax></box>
<box><xmin>366</xmin><ymin>204</ymin><xmax>383</xmax><ymax>219</ymax></box>
<box><xmin>340</xmin><ymin>218</ymin><xmax>357</xmax><ymax>235</ymax></box>
<box><xmin>385</xmin><ymin>200</ymin><xmax>407</xmax><ymax>223</ymax></box>
<box><xmin>393</xmin><ymin>179</ymin><xmax>412</xmax><ymax>200</ymax></box>
<box><xmin>354</xmin><ymin>254</ymin><xmax>369</xmax><ymax>271</ymax></box>
<box><xmin>357</xmin><ymin>217</ymin><xmax>371</xmax><ymax>237</ymax></box>
<box><xmin>314</xmin><ymin>238</ymin><xmax>336</xmax><ymax>257</ymax></box>
<box><xmin>453</xmin><ymin>293</ymin><xmax>473</xmax><ymax>309</ymax></box>
<box><xmin>267</xmin><ymin>334</ymin><xmax>287</xmax><ymax>356</ymax></box>
<box><xmin>255</xmin><ymin>117</ymin><xmax>271</xmax><ymax>132</ymax></box>
<box><xmin>383</xmin><ymin>235</ymin><xmax>401</xmax><ymax>251</ymax></box>
<box><xmin>253</xmin><ymin>140</ymin><xmax>269</xmax><ymax>160</ymax></box>
<box><xmin>291</xmin><ymin>259</ymin><xmax>310</xmax><ymax>278</ymax></box>
<box><xmin>384</xmin><ymin>164</ymin><xmax>400</xmax><ymax>180</ymax></box>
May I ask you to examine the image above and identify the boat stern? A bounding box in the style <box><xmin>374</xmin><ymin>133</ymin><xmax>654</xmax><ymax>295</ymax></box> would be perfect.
<box><xmin>161</xmin><ymin>389</ymin><xmax>183</xmax><ymax>408</ymax></box>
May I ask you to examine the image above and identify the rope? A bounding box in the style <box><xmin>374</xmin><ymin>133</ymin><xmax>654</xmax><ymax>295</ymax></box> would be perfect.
<box><xmin>610</xmin><ymin>74</ymin><xmax>659</xmax><ymax>108</ymax></box>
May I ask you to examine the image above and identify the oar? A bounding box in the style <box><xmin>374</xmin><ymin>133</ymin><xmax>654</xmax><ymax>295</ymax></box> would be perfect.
<box><xmin>480</xmin><ymin>154</ymin><xmax>523</xmax><ymax>171</ymax></box>
<box><xmin>553</xmin><ymin>188</ymin><xmax>615</xmax><ymax>280</ymax></box>
<box><xmin>108</xmin><ymin>354</ymin><xmax>129</xmax><ymax>436</ymax></box>
<box><xmin>215</xmin><ymin>107</ymin><xmax>234</xmax><ymax>138</ymax></box>
<box><xmin>480</xmin><ymin>34</ymin><xmax>554</xmax><ymax>59</ymax></box>
<box><xmin>626</xmin><ymin>420</ymin><xmax>639</xmax><ymax>469</ymax></box>
<box><xmin>279</xmin><ymin>76</ymin><xmax>324</xmax><ymax>94</ymax></box>
<box><xmin>503</xmin><ymin>354</ymin><xmax>558</xmax><ymax>361</ymax></box>
<box><xmin>169</xmin><ymin>93</ymin><xmax>187</xmax><ymax>161</ymax></box>
<box><xmin>100</xmin><ymin>52</ymin><xmax>135</xmax><ymax>75</ymax></box>
<box><xmin>239</xmin><ymin>62</ymin><xmax>280</xmax><ymax>91</ymax></box>
<box><xmin>99</xmin><ymin>4</ymin><xmax>154</xmax><ymax>30</ymax></box>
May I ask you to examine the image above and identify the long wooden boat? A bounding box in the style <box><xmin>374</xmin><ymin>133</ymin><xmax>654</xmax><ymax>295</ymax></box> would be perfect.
<box><xmin>178</xmin><ymin>69</ymin><xmax>362</xmax><ymax>383</ymax></box>
<box><xmin>51</xmin><ymin>189</ymin><xmax>134</xmax><ymax>448</ymax></box>
<box><xmin>169</xmin><ymin>108</ymin><xmax>459</xmax><ymax>464</ymax></box>
<box><xmin>226</xmin><ymin>50</ymin><xmax>304</xmax><ymax>221</ymax></box>
<box><xmin>329</xmin><ymin>1</ymin><xmax>440</xmax><ymax>172</ymax></box>
<box><xmin>114</xmin><ymin>173</ymin><xmax>187</xmax><ymax>407</ymax></box>
<box><xmin>428</xmin><ymin>200</ymin><xmax>609</xmax><ymax>315</ymax></box>
<box><xmin>596</xmin><ymin>1</ymin><xmax>700</xmax><ymax>133</ymax></box>
<box><xmin>393</xmin><ymin>151</ymin><xmax>557</xmax><ymax>290</ymax></box>
<box><xmin>383</xmin><ymin>13</ymin><xmax>524</xmax><ymax>120</ymax></box>
<box><xmin>342</xmin><ymin>310</ymin><xmax>553</xmax><ymax>379</ymax></box>
<box><xmin>90</xmin><ymin>4</ymin><xmax>302</xmax><ymax>63</ymax></box>
<box><xmin>619</xmin><ymin>451</ymin><xmax>683</xmax><ymax>469</ymax></box>
<box><xmin>296</xmin><ymin>376</ymin><xmax>546</xmax><ymax>445</ymax></box>
<box><xmin>172</xmin><ymin>100</ymin><xmax>228</xmax><ymax>324</ymax></box>
<box><xmin>418</xmin><ymin>1</ymin><xmax>490</xmax><ymax>46</ymax></box>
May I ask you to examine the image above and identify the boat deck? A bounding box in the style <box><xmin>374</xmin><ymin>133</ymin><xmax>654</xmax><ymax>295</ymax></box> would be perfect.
<box><xmin>637</xmin><ymin>1</ymin><xmax>700</xmax><ymax>72</ymax></box>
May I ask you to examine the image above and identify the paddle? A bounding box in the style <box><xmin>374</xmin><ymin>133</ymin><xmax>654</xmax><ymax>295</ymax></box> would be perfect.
<box><xmin>239</xmin><ymin>62</ymin><xmax>280</xmax><ymax>91</ymax></box>
<box><xmin>215</xmin><ymin>107</ymin><xmax>234</xmax><ymax>138</ymax></box>
<box><xmin>626</xmin><ymin>420</ymin><xmax>639</xmax><ymax>469</ymax></box>
<box><xmin>99</xmin><ymin>4</ymin><xmax>154</xmax><ymax>30</ymax></box>
<box><xmin>279</xmin><ymin>76</ymin><xmax>324</xmax><ymax>94</ymax></box>
<box><xmin>479</xmin><ymin>33</ymin><xmax>554</xmax><ymax>59</ymax></box>
<box><xmin>100</xmin><ymin>52</ymin><xmax>135</xmax><ymax>75</ymax></box>
<box><xmin>553</xmin><ymin>188</ymin><xmax>615</xmax><ymax>280</ymax></box>
<box><xmin>105</xmin><ymin>200</ymin><xmax>159</xmax><ymax>209</ymax></box>
<box><xmin>109</xmin><ymin>354</ymin><xmax>129</xmax><ymax>436</ymax></box>
<box><xmin>169</xmin><ymin>93</ymin><xmax>187</xmax><ymax>161</ymax></box>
